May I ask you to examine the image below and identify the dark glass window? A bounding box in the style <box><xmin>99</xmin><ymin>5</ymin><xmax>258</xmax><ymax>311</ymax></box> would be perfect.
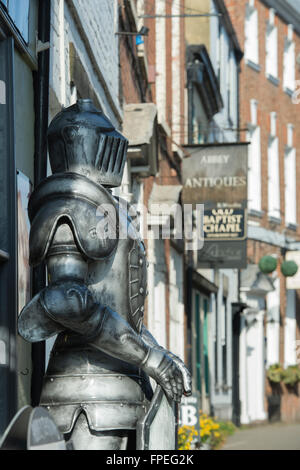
<box><xmin>0</xmin><ymin>0</ymin><xmax>30</xmax><ymax>43</ymax></box>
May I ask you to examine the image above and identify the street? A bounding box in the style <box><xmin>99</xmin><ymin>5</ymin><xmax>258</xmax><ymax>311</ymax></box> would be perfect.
<box><xmin>222</xmin><ymin>423</ymin><xmax>300</xmax><ymax>450</ymax></box>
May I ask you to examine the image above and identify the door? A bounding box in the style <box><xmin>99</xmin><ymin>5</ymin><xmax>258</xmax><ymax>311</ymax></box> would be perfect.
<box><xmin>192</xmin><ymin>290</ymin><xmax>210</xmax><ymax>412</ymax></box>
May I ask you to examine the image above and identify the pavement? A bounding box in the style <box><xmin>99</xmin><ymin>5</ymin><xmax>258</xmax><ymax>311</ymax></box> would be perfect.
<box><xmin>221</xmin><ymin>422</ymin><xmax>300</xmax><ymax>450</ymax></box>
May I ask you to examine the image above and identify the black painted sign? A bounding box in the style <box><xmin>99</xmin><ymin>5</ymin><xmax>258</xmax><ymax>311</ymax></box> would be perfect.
<box><xmin>182</xmin><ymin>143</ymin><xmax>248</xmax><ymax>269</ymax></box>
<box><xmin>204</xmin><ymin>207</ymin><xmax>246</xmax><ymax>241</ymax></box>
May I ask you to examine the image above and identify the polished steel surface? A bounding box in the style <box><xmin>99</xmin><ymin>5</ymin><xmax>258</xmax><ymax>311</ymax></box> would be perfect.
<box><xmin>17</xmin><ymin>100</ymin><xmax>192</xmax><ymax>450</ymax></box>
<box><xmin>47</xmin><ymin>99</ymin><xmax>128</xmax><ymax>188</ymax></box>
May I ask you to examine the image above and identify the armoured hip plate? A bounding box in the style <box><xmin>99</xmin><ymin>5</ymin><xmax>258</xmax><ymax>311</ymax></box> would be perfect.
<box><xmin>40</xmin><ymin>337</ymin><xmax>153</xmax><ymax>433</ymax></box>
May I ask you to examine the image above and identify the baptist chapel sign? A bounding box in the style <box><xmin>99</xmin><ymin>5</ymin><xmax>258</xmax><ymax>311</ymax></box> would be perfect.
<box><xmin>182</xmin><ymin>143</ymin><xmax>248</xmax><ymax>269</ymax></box>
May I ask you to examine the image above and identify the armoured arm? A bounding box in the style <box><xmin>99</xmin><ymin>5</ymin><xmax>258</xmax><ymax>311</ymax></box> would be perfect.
<box><xmin>35</xmin><ymin>279</ymin><xmax>189</xmax><ymax>402</ymax></box>
<box><xmin>19</xmin><ymin>222</ymin><xmax>188</xmax><ymax>402</ymax></box>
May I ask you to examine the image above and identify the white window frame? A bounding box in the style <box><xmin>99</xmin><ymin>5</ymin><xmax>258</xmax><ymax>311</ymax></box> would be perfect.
<box><xmin>283</xmin><ymin>25</ymin><xmax>295</xmax><ymax>93</ymax></box>
<box><xmin>247</xmin><ymin>100</ymin><xmax>261</xmax><ymax>212</ymax></box>
<box><xmin>265</xmin><ymin>10</ymin><xmax>278</xmax><ymax>79</ymax></box>
<box><xmin>268</xmin><ymin>113</ymin><xmax>280</xmax><ymax>220</ymax></box>
<box><xmin>245</xmin><ymin>2</ymin><xmax>259</xmax><ymax>65</ymax></box>
<box><xmin>285</xmin><ymin>125</ymin><xmax>297</xmax><ymax>227</ymax></box>
<box><xmin>1</xmin><ymin>0</ymin><xmax>30</xmax><ymax>43</ymax></box>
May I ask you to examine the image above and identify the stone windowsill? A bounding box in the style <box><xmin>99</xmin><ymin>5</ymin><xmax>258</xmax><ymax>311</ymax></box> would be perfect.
<box><xmin>284</xmin><ymin>86</ymin><xmax>294</xmax><ymax>98</ymax></box>
<box><xmin>246</xmin><ymin>59</ymin><xmax>261</xmax><ymax>73</ymax></box>
<box><xmin>268</xmin><ymin>215</ymin><xmax>281</xmax><ymax>225</ymax></box>
<box><xmin>249</xmin><ymin>208</ymin><xmax>264</xmax><ymax>218</ymax></box>
<box><xmin>286</xmin><ymin>222</ymin><xmax>298</xmax><ymax>232</ymax></box>
<box><xmin>267</xmin><ymin>74</ymin><xmax>280</xmax><ymax>87</ymax></box>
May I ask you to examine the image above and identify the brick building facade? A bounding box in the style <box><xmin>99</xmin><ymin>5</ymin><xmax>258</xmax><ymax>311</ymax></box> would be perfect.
<box><xmin>224</xmin><ymin>0</ymin><xmax>300</xmax><ymax>423</ymax></box>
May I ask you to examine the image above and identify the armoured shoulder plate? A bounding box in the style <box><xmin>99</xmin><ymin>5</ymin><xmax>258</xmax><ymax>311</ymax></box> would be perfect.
<box><xmin>28</xmin><ymin>173</ymin><xmax>119</xmax><ymax>266</ymax></box>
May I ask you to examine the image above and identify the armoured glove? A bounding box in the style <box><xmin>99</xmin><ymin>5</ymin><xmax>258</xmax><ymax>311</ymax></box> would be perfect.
<box><xmin>141</xmin><ymin>325</ymin><xmax>192</xmax><ymax>398</ymax></box>
<box><xmin>140</xmin><ymin>347</ymin><xmax>190</xmax><ymax>403</ymax></box>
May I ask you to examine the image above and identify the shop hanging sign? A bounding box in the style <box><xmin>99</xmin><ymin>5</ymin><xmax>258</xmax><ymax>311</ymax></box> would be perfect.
<box><xmin>182</xmin><ymin>143</ymin><xmax>249</xmax><ymax>269</ymax></box>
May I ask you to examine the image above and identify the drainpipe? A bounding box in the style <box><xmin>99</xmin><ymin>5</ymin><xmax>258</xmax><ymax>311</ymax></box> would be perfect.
<box><xmin>31</xmin><ymin>0</ymin><xmax>51</xmax><ymax>407</ymax></box>
<box><xmin>187</xmin><ymin>69</ymin><xmax>194</xmax><ymax>145</ymax></box>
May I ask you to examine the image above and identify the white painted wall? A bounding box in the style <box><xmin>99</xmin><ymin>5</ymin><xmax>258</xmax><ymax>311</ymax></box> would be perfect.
<box><xmin>169</xmin><ymin>247</ymin><xmax>185</xmax><ymax>360</ymax></box>
<box><xmin>284</xmin><ymin>289</ymin><xmax>297</xmax><ymax>367</ymax></box>
<box><xmin>266</xmin><ymin>277</ymin><xmax>280</xmax><ymax>366</ymax></box>
<box><xmin>239</xmin><ymin>298</ymin><xmax>267</xmax><ymax>425</ymax></box>
<box><xmin>245</xmin><ymin>310</ymin><xmax>267</xmax><ymax>422</ymax></box>
<box><xmin>147</xmin><ymin>235</ymin><xmax>167</xmax><ymax>349</ymax></box>
<box><xmin>50</xmin><ymin>0</ymin><xmax>121</xmax><ymax>127</ymax></box>
<box><xmin>155</xmin><ymin>0</ymin><xmax>166</xmax><ymax>124</ymax></box>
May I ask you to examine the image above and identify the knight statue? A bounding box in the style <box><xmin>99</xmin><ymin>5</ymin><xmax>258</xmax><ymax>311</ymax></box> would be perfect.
<box><xmin>18</xmin><ymin>99</ymin><xmax>192</xmax><ymax>450</ymax></box>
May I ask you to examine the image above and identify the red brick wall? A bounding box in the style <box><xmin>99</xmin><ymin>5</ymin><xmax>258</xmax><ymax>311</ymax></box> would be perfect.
<box><xmin>224</xmin><ymin>0</ymin><xmax>300</xmax><ymax>422</ymax></box>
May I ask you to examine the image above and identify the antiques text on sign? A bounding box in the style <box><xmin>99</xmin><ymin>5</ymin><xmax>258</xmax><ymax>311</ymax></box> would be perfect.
<box><xmin>182</xmin><ymin>143</ymin><xmax>249</xmax><ymax>269</ymax></box>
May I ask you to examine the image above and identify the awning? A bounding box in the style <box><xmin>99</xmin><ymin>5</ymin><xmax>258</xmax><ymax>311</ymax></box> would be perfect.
<box><xmin>122</xmin><ymin>103</ymin><xmax>158</xmax><ymax>176</ymax></box>
<box><xmin>122</xmin><ymin>103</ymin><xmax>157</xmax><ymax>147</ymax></box>
<box><xmin>190</xmin><ymin>268</ymin><xmax>218</xmax><ymax>295</ymax></box>
<box><xmin>147</xmin><ymin>182</ymin><xmax>182</xmax><ymax>226</ymax></box>
<box><xmin>240</xmin><ymin>264</ymin><xmax>275</xmax><ymax>295</ymax></box>
<box><xmin>148</xmin><ymin>183</ymin><xmax>182</xmax><ymax>213</ymax></box>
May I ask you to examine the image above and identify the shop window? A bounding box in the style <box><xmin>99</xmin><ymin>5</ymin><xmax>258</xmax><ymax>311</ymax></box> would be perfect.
<box><xmin>0</xmin><ymin>0</ymin><xmax>30</xmax><ymax>43</ymax></box>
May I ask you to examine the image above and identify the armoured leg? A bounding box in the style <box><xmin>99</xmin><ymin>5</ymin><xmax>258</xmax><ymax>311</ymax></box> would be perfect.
<box><xmin>67</xmin><ymin>413</ymin><xmax>129</xmax><ymax>450</ymax></box>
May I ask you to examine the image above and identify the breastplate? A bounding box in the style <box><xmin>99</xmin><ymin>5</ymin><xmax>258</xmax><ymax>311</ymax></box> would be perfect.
<box><xmin>87</xmin><ymin>200</ymin><xmax>148</xmax><ymax>334</ymax></box>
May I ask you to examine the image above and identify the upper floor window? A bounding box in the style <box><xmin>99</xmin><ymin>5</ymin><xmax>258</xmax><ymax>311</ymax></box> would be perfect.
<box><xmin>266</xmin><ymin>9</ymin><xmax>278</xmax><ymax>79</ymax></box>
<box><xmin>283</xmin><ymin>25</ymin><xmax>295</xmax><ymax>93</ymax></box>
<box><xmin>228</xmin><ymin>50</ymin><xmax>238</xmax><ymax>126</ymax></box>
<box><xmin>268</xmin><ymin>112</ymin><xmax>280</xmax><ymax>220</ymax></box>
<box><xmin>247</xmin><ymin>99</ymin><xmax>261</xmax><ymax>212</ymax></box>
<box><xmin>245</xmin><ymin>0</ymin><xmax>259</xmax><ymax>65</ymax></box>
<box><xmin>285</xmin><ymin>124</ymin><xmax>297</xmax><ymax>227</ymax></box>
<box><xmin>0</xmin><ymin>0</ymin><xmax>30</xmax><ymax>43</ymax></box>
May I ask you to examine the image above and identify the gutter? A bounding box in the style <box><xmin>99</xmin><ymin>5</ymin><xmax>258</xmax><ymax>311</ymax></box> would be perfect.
<box><xmin>31</xmin><ymin>0</ymin><xmax>51</xmax><ymax>407</ymax></box>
